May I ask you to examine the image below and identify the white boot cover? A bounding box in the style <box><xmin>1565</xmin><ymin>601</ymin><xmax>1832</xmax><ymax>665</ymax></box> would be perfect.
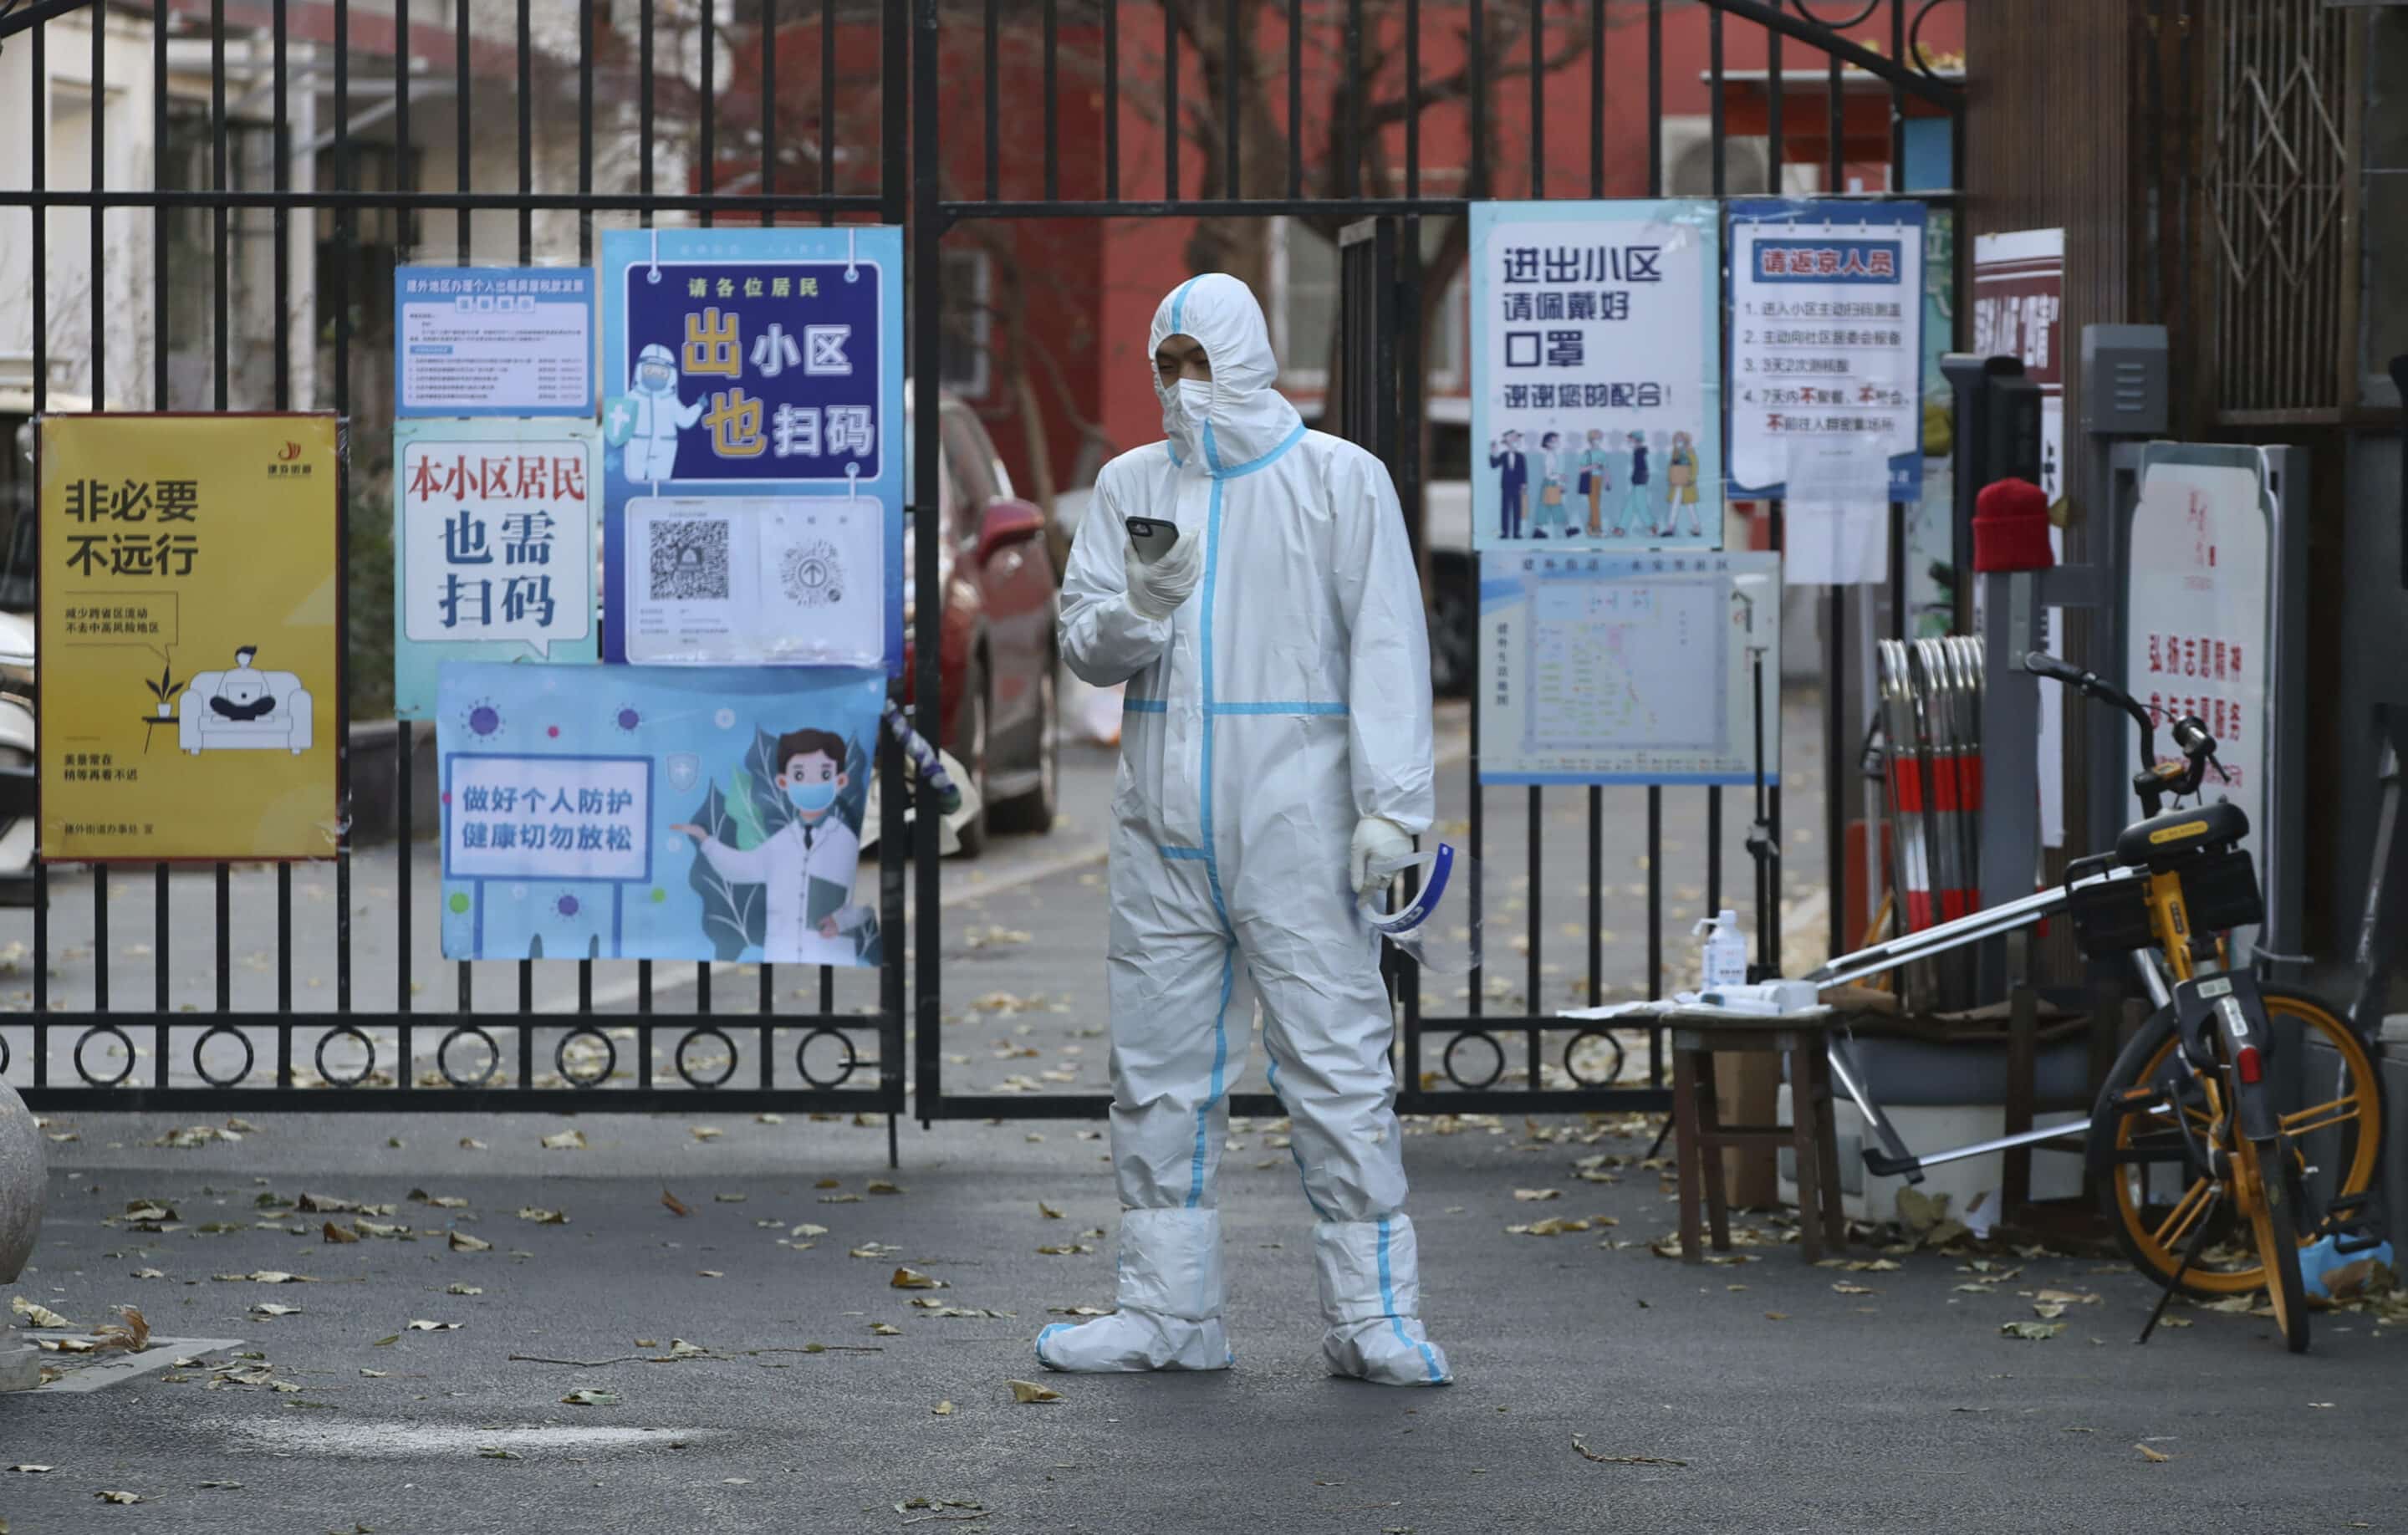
<box><xmin>1034</xmin><ymin>1207</ymin><xmax>1232</xmax><ymax>1373</ymax></box>
<box><xmin>1314</xmin><ymin>1215</ymin><xmax>1451</xmax><ymax>1386</ymax></box>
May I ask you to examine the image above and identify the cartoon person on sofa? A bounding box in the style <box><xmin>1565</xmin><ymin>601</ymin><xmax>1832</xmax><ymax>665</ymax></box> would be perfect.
<box><xmin>209</xmin><ymin>647</ymin><xmax>276</xmax><ymax>721</ymax></box>
<box><xmin>178</xmin><ymin>644</ymin><xmax>314</xmax><ymax>754</ymax></box>
<box><xmin>669</xmin><ymin>727</ymin><xmax>875</xmax><ymax>966</ymax></box>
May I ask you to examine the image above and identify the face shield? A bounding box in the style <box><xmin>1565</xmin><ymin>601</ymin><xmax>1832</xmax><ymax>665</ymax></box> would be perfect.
<box><xmin>1357</xmin><ymin>844</ymin><xmax>1482</xmax><ymax>975</ymax></box>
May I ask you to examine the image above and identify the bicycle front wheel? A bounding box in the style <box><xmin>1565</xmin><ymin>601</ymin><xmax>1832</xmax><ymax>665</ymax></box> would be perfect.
<box><xmin>2089</xmin><ymin>985</ymin><xmax>2381</xmax><ymax>1298</ymax></box>
<box><xmin>2237</xmin><ymin>1132</ymin><xmax>2311</xmax><ymax>1354</ymax></box>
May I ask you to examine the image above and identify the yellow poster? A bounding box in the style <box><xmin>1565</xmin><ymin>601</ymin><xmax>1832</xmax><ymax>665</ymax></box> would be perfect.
<box><xmin>38</xmin><ymin>413</ymin><xmax>342</xmax><ymax>861</ymax></box>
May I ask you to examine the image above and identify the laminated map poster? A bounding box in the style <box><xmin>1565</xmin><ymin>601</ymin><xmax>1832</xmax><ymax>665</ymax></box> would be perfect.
<box><xmin>1477</xmin><ymin>550</ymin><xmax>1782</xmax><ymax>786</ymax></box>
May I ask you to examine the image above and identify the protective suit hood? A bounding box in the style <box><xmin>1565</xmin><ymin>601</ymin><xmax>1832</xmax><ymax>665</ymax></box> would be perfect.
<box><xmin>1150</xmin><ymin>273</ymin><xmax>1303</xmax><ymax>471</ymax></box>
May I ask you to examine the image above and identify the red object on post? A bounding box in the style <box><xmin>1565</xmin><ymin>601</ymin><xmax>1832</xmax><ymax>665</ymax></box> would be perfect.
<box><xmin>1972</xmin><ymin>477</ymin><xmax>2055</xmax><ymax>572</ymax></box>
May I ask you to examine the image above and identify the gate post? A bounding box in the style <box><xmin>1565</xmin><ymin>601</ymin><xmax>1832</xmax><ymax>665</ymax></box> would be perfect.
<box><xmin>1335</xmin><ymin>218</ymin><xmax>1399</xmax><ymax>470</ymax></box>
<box><xmin>909</xmin><ymin>0</ymin><xmax>945</xmax><ymax>1130</ymax></box>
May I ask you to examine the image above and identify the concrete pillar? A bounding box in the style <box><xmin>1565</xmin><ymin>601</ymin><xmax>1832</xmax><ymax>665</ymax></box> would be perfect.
<box><xmin>0</xmin><ymin>1078</ymin><xmax>42</xmax><ymax>1391</ymax></box>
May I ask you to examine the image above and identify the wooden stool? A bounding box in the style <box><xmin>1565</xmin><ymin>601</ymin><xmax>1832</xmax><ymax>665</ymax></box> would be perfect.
<box><xmin>1666</xmin><ymin>1007</ymin><xmax>1847</xmax><ymax>1265</ymax></box>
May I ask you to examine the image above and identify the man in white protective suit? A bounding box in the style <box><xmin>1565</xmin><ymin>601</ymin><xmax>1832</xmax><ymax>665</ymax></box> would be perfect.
<box><xmin>1036</xmin><ymin>273</ymin><xmax>1449</xmax><ymax>1387</ymax></box>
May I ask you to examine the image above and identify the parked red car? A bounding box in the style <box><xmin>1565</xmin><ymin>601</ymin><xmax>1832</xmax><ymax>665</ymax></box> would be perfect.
<box><xmin>904</xmin><ymin>391</ymin><xmax>1060</xmax><ymax>855</ymax></box>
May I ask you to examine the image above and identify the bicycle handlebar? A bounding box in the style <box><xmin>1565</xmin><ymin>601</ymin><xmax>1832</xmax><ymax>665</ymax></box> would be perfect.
<box><xmin>2022</xmin><ymin>650</ymin><xmax>2157</xmax><ymax>757</ymax></box>
<box><xmin>2023</xmin><ymin>650</ymin><xmax>2224</xmax><ymax>811</ymax></box>
<box><xmin>2169</xmin><ymin>715</ymin><xmax>2216</xmax><ymax>761</ymax></box>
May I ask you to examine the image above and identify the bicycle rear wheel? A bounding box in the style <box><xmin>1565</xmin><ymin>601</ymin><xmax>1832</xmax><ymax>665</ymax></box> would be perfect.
<box><xmin>2088</xmin><ymin>985</ymin><xmax>2380</xmax><ymax>1298</ymax></box>
<box><xmin>2236</xmin><ymin>1133</ymin><xmax>2310</xmax><ymax>1352</ymax></box>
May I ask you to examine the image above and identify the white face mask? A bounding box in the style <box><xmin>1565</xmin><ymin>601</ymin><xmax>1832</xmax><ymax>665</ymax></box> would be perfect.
<box><xmin>1172</xmin><ymin>377</ymin><xmax>1213</xmax><ymax>423</ymax></box>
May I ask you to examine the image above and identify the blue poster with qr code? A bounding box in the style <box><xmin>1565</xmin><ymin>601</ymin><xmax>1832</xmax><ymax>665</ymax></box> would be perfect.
<box><xmin>599</xmin><ymin>226</ymin><xmax>903</xmax><ymax>672</ymax></box>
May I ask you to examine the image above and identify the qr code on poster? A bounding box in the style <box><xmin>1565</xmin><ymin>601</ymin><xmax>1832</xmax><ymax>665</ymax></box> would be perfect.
<box><xmin>648</xmin><ymin>518</ymin><xmax>731</xmax><ymax>601</ymax></box>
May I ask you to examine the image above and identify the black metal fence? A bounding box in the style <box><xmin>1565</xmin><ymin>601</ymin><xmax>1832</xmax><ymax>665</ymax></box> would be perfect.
<box><xmin>0</xmin><ymin>0</ymin><xmax>1963</xmax><ymax>1137</ymax></box>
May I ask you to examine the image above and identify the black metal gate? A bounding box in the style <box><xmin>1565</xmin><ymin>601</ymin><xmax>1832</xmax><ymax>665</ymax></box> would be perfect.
<box><xmin>0</xmin><ymin>0</ymin><xmax>1962</xmax><ymax>1135</ymax></box>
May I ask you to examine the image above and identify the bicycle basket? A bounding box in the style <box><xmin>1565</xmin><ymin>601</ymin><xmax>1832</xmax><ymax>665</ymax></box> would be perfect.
<box><xmin>2069</xmin><ymin>878</ymin><xmax>2155</xmax><ymax>958</ymax></box>
<box><xmin>2181</xmin><ymin>847</ymin><xmax>2263</xmax><ymax>934</ymax></box>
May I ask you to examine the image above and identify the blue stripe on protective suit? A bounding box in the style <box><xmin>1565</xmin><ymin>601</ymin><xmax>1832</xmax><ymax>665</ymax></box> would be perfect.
<box><xmin>1377</xmin><ymin>1218</ymin><xmax>1446</xmax><ymax>1383</ymax></box>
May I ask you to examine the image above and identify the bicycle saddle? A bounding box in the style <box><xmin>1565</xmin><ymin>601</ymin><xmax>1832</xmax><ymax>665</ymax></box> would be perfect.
<box><xmin>2115</xmin><ymin>800</ymin><xmax>2250</xmax><ymax>869</ymax></box>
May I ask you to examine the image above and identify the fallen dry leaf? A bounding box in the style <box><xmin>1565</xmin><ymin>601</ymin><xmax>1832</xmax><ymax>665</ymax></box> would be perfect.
<box><xmin>1513</xmin><ymin>1188</ymin><xmax>1564</xmax><ymax>1202</ymax></box>
<box><xmin>560</xmin><ymin>1388</ymin><xmax>620</xmax><ymax>1406</ymax></box>
<box><xmin>460</xmin><ymin>1138</ymin><xmax>488</xmax><ymax>1151</ymax></box>
<box><xmin>1008</xmin><ymin>1379</ymin><xmax>1062</xmax><ymax>1404</ymax></box>
<box><xmin>2001</xmin><ymin>1321</ymin><xmax>2064</xmax><ymax>1341</ymax></box>
<box><xmin>1507</xmin><ymin>1216</ymin><xmax>1593</xmax><ymax>1237</ymax></box>
<box><xmin>8</xmin><ymin>1466</ymin><xmax>54</xmax><ymax>1474</ymax></box>
<box><xmin>95</xmin><ymin>1490</ymin><xmax>143</xmax><ymax>1505</ymax></box>
<box><xmin>321</xmin><ymin>1221</ymin><xmax>360</xmax><ymax>1245</ymax></box>
<box><xmin>2033</xmin><ymin>1288</ymin><xmax>2101</xmax><ymax>1307</ymax></box>
<box><xmin>517</xmin><ymin>1207</ymin><xmax>569</xmax><ymax>1225</ymax></box>
<box><xmin>449</xmin><ymin>1232</ymin><xmax>492</xmax><ymax>1252</ymax></box>
<box><xmin>93</xmin><ymin>1306</ymin><xmax>150</xmax><ymax>1354</ymax></box>
<box><xmin>932</xmin><ymin>1400</ymin><xmax>955</xmax><ymax>1416</ymax></box>
<box><xmin>252</xmin><ymin>1302</ymin><xmax>303</xmax><ymax>1318</ymax></box>
<box><xmin>1038</xmin><ymin>1201</ymin><xmax>1064</xmax><ymax>1220</ymax></box>
<box><xmin>866</xmin><ymin>1181</ymin><xmax>904</xmax><ymax>1196</ymax></box>
<box><xmin>406</xmin><ymin>1319</ymin><xmax>463</xmax><ymax>1332</ymax></box>
<box><xmin>446</xmin><ymin>1284</ymin><xmax>483</xmax><ymax>1297</ymax></box>
<box><xmin>661</xmin><ymin>1190</ymin><xmax>692</xmax><ymax>1218</ymax></box>
<box><xmin>870</xmin><ymin>1323</ymin><xmax>902</xmax><ymax>1337</ymax></box>
<box><xmin>539</xmin><ymin>1129</ymin><xmax>588</xmax><ymax>1150</ymax></box>
<box><xmin>890</xmin><ymin>1267</ymin><xmax>946</xmax><ymax>1291</ymax></box>
<box><xmin>2135</xmin><ymin>1444</ymin><xmax>2172</xmax><ymax>1464</ymax></box>
<box><xmin>691</xmin><ymin>1125</ymin><xmax>723</xmax><ymax>1142</ymax></box>
<box><xmin>1830</xmin><ymin>1283</ymin><xmax>1875</xmax><ymax>1296</ymax></box>
<box><xmin>790</xmin><ymin>1223</ymin><xmax>829</xmax><ymax>1239</ymax></box>
<box><xmin>9</xmin><ymin>1297</ymin><xmax>73</xmax><ymax>1328</ymax></box>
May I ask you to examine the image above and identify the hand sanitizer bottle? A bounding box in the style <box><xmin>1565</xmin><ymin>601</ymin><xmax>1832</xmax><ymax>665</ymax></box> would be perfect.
<box><xmin>1695</xmin><ymin>909</ymin><xmax>1748</xmax><ymax>992</ymax></box>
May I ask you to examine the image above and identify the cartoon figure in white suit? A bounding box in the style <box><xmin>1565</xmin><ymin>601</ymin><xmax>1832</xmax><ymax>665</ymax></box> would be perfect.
<box><xmin>610</xmin><ymin>342</ymin><xmax>703</xmax><ymax>483</ymax></box>
<box><xmin>671</xmin><ymin>727</ymin><xmax>872</xmax><ymax>966</ymax></box>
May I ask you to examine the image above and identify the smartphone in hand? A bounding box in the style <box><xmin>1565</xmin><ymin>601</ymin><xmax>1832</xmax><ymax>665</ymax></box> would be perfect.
<box><xmin>1125</xmin><ymin>516</ymin><xmax>1181</xmax><ymax>564</ymax></box>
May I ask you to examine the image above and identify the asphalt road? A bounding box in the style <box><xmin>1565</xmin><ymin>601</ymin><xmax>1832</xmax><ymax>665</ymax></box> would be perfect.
<box><xmin>7</xmin><ymin>1094</ymin><xmax>2404</xmax><ymax>1534</ymax></box>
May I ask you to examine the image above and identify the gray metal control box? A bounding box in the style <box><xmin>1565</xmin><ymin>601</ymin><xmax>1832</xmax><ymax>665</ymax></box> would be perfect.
<box><xmin>2079</xmin><ymin>324</ymin><xmax>2169</xmax><ymax>436</ymax></box>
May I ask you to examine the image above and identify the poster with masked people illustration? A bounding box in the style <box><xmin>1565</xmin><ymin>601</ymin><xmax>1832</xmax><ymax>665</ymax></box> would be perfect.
<box><xmin>1468</xmin><ymin>200</ymin><xmax>1722</xmax><ymax>551</ymax></box>
<box><xmin>597</xmin><ymin>227</ymin><xmax>903</xmax><ymax>673</ymax></box>
<box><xmin>436</xmin><ymin>662</ymin><xmax>885</xmax><ymax>966</ymax></box>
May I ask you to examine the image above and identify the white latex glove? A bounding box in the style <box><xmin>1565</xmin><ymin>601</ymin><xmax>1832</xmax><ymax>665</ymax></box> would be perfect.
<box><xmin>1125</xmin><ymin>529</ymin><xmax>1204</xmax><ymax>620</ymax></box>
<box><xmin>1349</xmin><ymin>815</ymin><xmax>1416</xmax><ymax>897</ymax></box>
